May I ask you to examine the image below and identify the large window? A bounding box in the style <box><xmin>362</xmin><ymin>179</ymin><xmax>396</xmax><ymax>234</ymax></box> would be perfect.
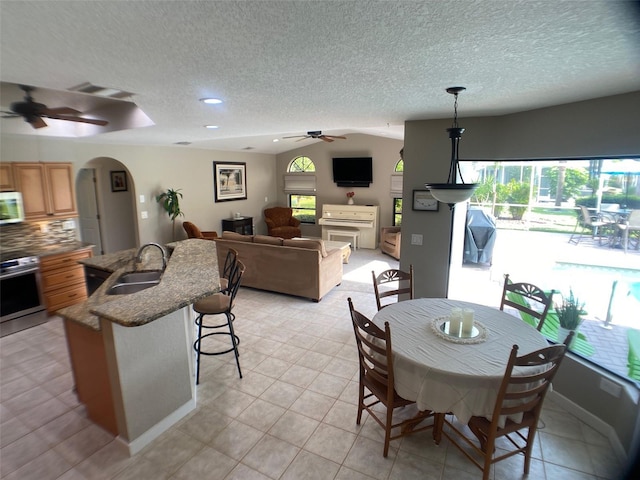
<box><xmin>451</xmin><ymin>158</ymin><xmax>640</xmax><ymax>385</ymax></box>
<box><xmin>287</xmin><ymin>156</ymin><xmax>316</xmax><ymax>224</ymax></box>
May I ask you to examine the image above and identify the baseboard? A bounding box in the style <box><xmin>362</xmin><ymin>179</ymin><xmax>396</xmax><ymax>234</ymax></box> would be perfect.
<box><xmin>548</xmin><ymin>390</ymin><xmax>627</xmax><ymax>464</ymax></box>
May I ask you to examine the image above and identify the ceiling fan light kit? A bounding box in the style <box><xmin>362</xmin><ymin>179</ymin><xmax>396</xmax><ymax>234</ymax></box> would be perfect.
<box><xmin>2</xmin><ymin>85</ymin><xmax>109</xmax><ymax>129</ymax></box>
<box><xmin>425</xmin><ymin>86</ymin><xmax>478</xmax><ymax>209</ymax></box>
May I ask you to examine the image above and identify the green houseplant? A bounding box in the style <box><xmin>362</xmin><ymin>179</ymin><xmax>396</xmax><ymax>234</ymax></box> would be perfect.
<box><xmin>556</xmin><ymin>290</ymin><xmax>586</xmax><ymax>344</ymax></box>
<box><xmin>156</xmin><ymin>188</ymin><xmax>184</xmax><ymax>240</ymax></box>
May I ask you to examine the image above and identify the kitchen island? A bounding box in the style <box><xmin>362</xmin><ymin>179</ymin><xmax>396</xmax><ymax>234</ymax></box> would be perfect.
<box><xmin>57</xmin><ymin>239</ymin><xmax>220</xmax><ymax>455</ymax></box>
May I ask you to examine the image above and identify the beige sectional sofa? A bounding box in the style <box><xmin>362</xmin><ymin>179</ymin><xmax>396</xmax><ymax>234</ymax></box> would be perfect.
<box><xmin>214</xmin><ymin>232</ymin><xmax>343</xmax><ymax>301</ymax></box>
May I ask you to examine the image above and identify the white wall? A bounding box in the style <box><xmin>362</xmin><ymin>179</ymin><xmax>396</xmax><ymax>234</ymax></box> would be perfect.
<box><xmin>275</xmin><ymin>133</ymin><xmax>404</xmax><ymax>238</ymax></box>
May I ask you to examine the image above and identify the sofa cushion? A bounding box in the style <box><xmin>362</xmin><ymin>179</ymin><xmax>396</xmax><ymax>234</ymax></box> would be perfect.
<box><xmin>253</xmin><ymin>234</ymin><xmax>284</xmax><ymax>246</ymax></box>
<box><xmin>221</xmin><ymin>231</ymin><xmax>253</xmax><ymax>242</ymax></box>
<box><xmin>283</xmin><ymin>238</ymin><xmax>327</xmax><ymax>257</ymax></box>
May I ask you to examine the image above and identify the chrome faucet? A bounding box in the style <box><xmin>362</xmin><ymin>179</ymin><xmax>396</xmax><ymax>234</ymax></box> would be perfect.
<box><xmin>136</xmin><ymin>243</ymin><xmax>168</xmax><ymax>270</ymax></box>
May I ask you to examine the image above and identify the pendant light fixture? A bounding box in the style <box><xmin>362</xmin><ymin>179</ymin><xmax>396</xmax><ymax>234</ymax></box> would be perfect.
<box><xmin>425</xmin><ymin>87</ymin><xmax>478</xmax><ymax>209</ymax></box>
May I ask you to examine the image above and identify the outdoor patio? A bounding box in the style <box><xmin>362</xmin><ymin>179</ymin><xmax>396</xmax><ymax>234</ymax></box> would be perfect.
<box><xmin>451</xmin><ymin>226</ymin><xmax>640</xmax><ymax>381</ymax></box>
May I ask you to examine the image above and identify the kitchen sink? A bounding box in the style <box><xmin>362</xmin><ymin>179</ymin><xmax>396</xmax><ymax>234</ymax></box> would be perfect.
<box><xmin>116</xmin><ymin>270</ymin><xmax>163</xmax><ymax>284</ymax></box>
<box><xmin>106</xmin><ymin>281</ymin><xmax>159</xmax><ymax>295</ymax></box>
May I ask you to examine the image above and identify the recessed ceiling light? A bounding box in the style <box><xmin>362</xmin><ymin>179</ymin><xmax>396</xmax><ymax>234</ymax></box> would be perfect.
<box><xmin>205</xmin><ymin>125</ymin><xmax>219</xmax><ymax>129</ymax></box>
<box><xmin>273</xmin><ymin>139</ymin><xmax>279</xmax><ymax>143</ymax></box>
<box><xmin>201</xmin><ymin>98</ymin><xmax>223</xmax><ymax>105</ymax></box>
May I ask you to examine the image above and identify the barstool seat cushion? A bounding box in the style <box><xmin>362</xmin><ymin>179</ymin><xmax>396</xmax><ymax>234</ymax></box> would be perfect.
<box><xmin>194</xmin><ymin>293</ymin><xmax>231</xmax><ymax>314</ymax></box>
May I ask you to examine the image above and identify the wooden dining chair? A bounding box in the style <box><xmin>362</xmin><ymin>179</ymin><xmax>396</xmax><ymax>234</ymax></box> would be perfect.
<box><xmin>347</xmin><ymin>297</ymin><xmax>433</xmax><ymax>457</ymax></box>
<box><xmin>500</xmin><ymin>274</ymin><xmax>555</xmax><ymax>332</ymax></box>
<box><xmin>441</xmin><ymin>332</ymin><xmax>574</xmax><ymax>480</ymax></box>
<box><xmin>371</xmin><ymin>265</ymin><xmax>414</xmax><ymax>311</ymax></box>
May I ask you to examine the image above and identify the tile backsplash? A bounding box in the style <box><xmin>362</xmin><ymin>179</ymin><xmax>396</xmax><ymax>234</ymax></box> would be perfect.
<box><xmin>0</xmin><ymin>218</ymin><xmax>79</xmax><ymax>252</ymax></box>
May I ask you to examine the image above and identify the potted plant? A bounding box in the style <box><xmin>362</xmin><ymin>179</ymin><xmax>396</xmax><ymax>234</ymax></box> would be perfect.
<box><xmin>156</xmin><ymin>188</ymin><xmax>184</xmax><ymax>241</ymax></box>
<box><xmin>556</xmin><ymin>289</ymin><xmax>586</xmax><ymax>345</ymax></box>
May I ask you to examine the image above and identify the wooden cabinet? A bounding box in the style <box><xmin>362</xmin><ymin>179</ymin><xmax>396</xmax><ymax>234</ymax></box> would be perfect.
<box><xmin>222</xmin><ymin>216</ymin><xmax>253</xmax><ymax>235</ymax></box>
<box><xmin>40</xmin><ymin>247</ymin><xmax>92</xmax><ymax>315</ymax></box>
<box><xmin>0</xmin><ymin>164</ymin><xmax>15</xmax><ymax>191</ymax></box>
<box><xmin>13</xmin><ymin>163</ymin><xmax>77</xmax><ymax>219</ymax></box>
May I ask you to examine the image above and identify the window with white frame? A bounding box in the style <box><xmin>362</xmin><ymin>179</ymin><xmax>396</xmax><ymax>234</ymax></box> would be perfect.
<box><xmin>286</xmin><ymin>156</ymin><xmax>317</xmax><ymax>224</ymax></box>
<box><xmin>392</xmin><ymin>159</ymin><xmax>404</xmax><ymax>225</ymax></box>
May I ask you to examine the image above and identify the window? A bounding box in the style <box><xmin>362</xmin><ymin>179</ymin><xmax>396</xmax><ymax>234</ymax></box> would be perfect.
<box><xmin>450</xmin><ymin>157</ymin><xmax>640</xmax><ymax>385</ymax></box>
<box><xmin>393</xmin><ymin>159</ymin><xmax>404</xmax><ymax>225</ymax></box>
<box><xmin>287</xmin><ymin>156</ymin><xmax>316</xmax><ymax>224</ymax></box>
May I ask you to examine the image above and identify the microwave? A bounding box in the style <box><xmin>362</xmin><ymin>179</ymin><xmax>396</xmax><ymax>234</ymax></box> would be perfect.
<box><xmin>0</xmin><ymin>192</ymin><xmax>25</xmax><ymax>225</ymax></box>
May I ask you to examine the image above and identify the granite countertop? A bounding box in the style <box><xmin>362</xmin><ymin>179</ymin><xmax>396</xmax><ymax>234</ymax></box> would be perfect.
<box><xmin>58</xmin><ymin>239</ymin><xmax>220</xmax><ymax>331</ymax></box>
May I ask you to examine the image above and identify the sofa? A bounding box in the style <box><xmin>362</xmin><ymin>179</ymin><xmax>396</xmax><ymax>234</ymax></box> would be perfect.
<box><xmin>380</xmin><ymin>226</ymin><xmax>401</xmax><ymax>260</ymax></box>
<box><xmin>214</xmin><ymin>232</ymin><xmax>343</xmax><ymax>301</ymax></box>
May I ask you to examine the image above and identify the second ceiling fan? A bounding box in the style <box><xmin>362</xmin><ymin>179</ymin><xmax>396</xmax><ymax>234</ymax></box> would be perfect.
<box><xmin>283</xmin><ymin>131</ymin><xmax>346</xmax><ymax>143</ymax></box>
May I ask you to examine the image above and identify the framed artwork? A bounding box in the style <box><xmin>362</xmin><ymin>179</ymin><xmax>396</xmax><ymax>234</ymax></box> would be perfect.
<box><xmin>412</xmin><ymin>190</ymin><xmax>439</xmax><ymax>211</ymax></box>
<box><xmin>213</xmin><ymin>162</ymin><xmax>247</xmax><ymax>202</ymax></box>
<box><xmin>110</xmin><ymin>171</ymin><xmax>128</xmax><ymax>192</ymax></box>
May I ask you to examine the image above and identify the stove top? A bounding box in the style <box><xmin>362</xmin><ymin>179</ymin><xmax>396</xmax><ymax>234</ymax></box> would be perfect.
<box><xmin>0</xmin><ymin>250</ymin><xmax>31</xmax><ymax>263</ymax></box>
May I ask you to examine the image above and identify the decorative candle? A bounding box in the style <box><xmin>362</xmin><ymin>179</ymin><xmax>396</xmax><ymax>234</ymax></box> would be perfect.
<box><xmin>462</xmin><ymin>308</ymin><xmax>474</xmax><ymax>336</ymax></box>
<box><xmin>449</xmin><ymin>308</ymin><xmax>462</xmax><ymax>336</ymax></box>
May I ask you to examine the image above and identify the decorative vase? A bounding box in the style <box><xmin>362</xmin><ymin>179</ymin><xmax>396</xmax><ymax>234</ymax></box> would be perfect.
<box><xmin>557</xmin><ymin>326</ymin><xmax>576</xmax><ymax>346</ymax></box>
<box><xmin>347</xmin><ymin>197</ymin><xmax>354</xmax><ymax>205</ymax></box>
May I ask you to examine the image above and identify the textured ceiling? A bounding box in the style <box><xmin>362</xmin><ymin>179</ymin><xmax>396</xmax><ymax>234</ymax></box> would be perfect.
<box><xmin>1</xmin><ymin>0</ymin><xmax>639</xmax><ymax>154</ymax></box>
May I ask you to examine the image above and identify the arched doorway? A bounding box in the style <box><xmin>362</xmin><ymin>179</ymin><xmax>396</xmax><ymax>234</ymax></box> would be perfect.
<box><xmin>76</xmin><ymin>157</ymin><xmax>138</xmax><ymax>254</ymax></box>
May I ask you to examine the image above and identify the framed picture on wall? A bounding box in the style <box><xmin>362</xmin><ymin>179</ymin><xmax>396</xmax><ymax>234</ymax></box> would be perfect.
<box><xmin>213</xmin><ymin>162</ymin><xmax>247</xmax><ymax>202</ymax></box>
<box><xmin>110</xmin><ymin>171</ymin><xmax>128</xmax><ymax>192</ymax></box>
<box><xmin>412</xmin><ymin>190</ymin><xmax>439</xmax><ymax>211</ymax></box>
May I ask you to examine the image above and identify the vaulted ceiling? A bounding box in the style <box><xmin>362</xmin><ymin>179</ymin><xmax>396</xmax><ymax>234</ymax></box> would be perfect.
<box><xmin>1</xmin><ymin>1</ymin><xmax>639</xmax><ymax>154</ymax></box>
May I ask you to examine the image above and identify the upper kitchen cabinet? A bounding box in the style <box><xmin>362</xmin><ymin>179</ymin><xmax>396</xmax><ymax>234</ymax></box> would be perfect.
<box><xmin>0</xmin><ymin>164</ymin><xmax>15</xmax><ymax>191</ymax></box>
<box><xmin>13</xmin><ymin>163</ymin><xmax>77</xmax><ymax>219</ymax></box>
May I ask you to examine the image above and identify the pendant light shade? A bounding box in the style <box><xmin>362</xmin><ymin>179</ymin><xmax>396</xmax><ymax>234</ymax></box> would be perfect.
<box><xmin>425</xmin><ymin>87</ymin><xmax>477</xmax><ymax>209</ymax></box>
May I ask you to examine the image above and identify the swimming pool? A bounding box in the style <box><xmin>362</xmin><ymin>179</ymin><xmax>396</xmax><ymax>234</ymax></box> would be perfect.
<box><xmin>552</xmin><ymin>262</ymin><xmax>640</xmax><ymax>327</ymax></box>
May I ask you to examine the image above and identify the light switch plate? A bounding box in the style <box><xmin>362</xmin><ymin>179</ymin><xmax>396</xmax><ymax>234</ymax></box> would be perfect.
<box><xmin>141</xmin><ymin>211</ymin><xmax>148</xmax><ymax>219</ymax></box>
<box><xmin>411</xmin><ymin>234</ymin><xmax>423</xmax><ymax>245</ymax></box>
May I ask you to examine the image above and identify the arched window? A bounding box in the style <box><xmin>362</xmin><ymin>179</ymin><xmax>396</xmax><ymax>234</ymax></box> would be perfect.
<box><xmin>392</xmin><ymin>158</ymin><xmax>404</xmax><ymax>225</ymax></box>
<box><xmin>288</xmin><ymin>156</ymin><xmax>316</xmax><ymax>172</ymax></box>
<box><xmin>286</xmin><ymin>156</ymin><xmax>316</xmax><ymax>224</ymax></box>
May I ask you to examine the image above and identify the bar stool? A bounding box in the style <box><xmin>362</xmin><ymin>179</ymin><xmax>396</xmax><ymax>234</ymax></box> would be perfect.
<box><xmin>219</xmin><ymin>247</ymin><xmax>238</xmax><ymax>292</ymax></box>
<box><xmin>193</xmin><ymin>260</ymin><xmax>245</xmax><ymax>383</ymax></box>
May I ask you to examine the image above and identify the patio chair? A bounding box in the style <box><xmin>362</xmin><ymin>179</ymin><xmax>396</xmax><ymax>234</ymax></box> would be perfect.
<box><xmin>616</xmin><ymin>210</ymin><xmax>640</xmax><ymax>253</ymax></box>
<box><xmin>568</xmin><ymin>206</ymin><xmax>614</xmax><ymax>245</ymax></box>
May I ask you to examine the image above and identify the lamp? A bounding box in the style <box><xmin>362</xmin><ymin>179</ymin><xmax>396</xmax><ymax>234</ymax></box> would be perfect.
<box><xmin>425</xmin><ymin>86</ymin><xmax>478</xmax><ymax>209</ymax></box>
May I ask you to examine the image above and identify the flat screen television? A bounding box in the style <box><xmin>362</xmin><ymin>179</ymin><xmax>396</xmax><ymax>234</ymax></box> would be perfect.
<box><xmin>332</xmin><ymin>157</ymin><xmax>373</xmax><ymax>187</ymax></box>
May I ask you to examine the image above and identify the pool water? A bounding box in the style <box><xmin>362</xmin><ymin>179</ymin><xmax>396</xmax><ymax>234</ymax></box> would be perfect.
<box><xmin>552</xmin><ymin>262</ymin><xmax>640</xmax><ymax>327</ymax></box>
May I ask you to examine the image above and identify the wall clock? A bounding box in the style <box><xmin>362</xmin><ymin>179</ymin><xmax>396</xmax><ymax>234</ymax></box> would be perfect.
<box><xmin>412</xmin><ymin>190</ymin><xmax>439</xmax><ymax>211</ymax></box>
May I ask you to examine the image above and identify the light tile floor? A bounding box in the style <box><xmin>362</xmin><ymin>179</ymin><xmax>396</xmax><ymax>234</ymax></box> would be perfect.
<box><xmin>0</xmin><ymin>248</ymin><xmax>635</xmax><ymax>479</ymax></box>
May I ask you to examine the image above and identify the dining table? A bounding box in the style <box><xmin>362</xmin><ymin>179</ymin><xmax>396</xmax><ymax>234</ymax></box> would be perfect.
<box><xmin>371</xmin><ymin>298</ymin><xmax>549</xmax><ymax>434</ymax></box>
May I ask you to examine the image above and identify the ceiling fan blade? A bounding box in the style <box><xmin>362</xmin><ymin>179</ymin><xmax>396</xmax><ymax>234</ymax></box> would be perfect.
<box><xmin>43</xmin><ymin>114</ymin><xmax>109</xmax><ymax>126</ymax></box>
<box><xmin>1</xmin><ymin>113</ymin><xmax>20</xmax><ymax>118</ymax></box>
<box><xmin>29</xmin><ymin>116</ymin><xmax>48</xmax><ymax>129</ymax></box>
<box><xmin>320</xmin><ymin>136</ymin><xmax>334</xmax><ymax>142</ymax></box>
<box><xmin>295</xmin><ymin>137</ymin><xmax>310</xmax><ymax>142</ymax></box>
<box><xmin>326</xmin><ymin>135</ymin><xmax>346</xmax><ymax>140</ymax></box>
<box><xmin>42</xmin><ymin>107</ymin><xmax>82</xmax><ymax>115</ymax></box>
<box><xmin>282</xmin><ymin>135</ymin><xmax>307</xmax><ymax>139</ymax></box>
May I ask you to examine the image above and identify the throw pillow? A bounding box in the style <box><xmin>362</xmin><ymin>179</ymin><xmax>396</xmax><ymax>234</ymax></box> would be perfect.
<box><xmin>253</xmin><ymin>235</ymin><xmax>283</xmax><ymax>246</ymax></box>
<box><xmin>221</xmin><ymin>231</ymin><xmax>253</xmax><ymax>242</ymax></box>
<box><xmin>283</xmin><ymin>238</ymin><xmax>327</xmax><ymax>257</ymax></box>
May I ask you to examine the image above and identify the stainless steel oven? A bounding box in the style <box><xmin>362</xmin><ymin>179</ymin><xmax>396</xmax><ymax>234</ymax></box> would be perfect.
<box><xmin>0</xmin><ymin>254</ymin><xmax>47</xmax><ymax>337</ymax></box>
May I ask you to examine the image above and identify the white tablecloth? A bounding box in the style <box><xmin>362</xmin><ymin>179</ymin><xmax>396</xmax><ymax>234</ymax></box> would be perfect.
<box><xmin>372</xmin><ymin>298</ymin><xmax>548</xmax><ymax>423</ymax></box>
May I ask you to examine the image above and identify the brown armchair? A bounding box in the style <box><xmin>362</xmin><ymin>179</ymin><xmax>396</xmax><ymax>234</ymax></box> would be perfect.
<box><xmin>183</xmin><ymin>221</ymin><xmax>218</xmax><ymax>240</ymax></box>
<box><xmin>263</xmin><ymin>207</ymin><xmax>301</xmax><ymax>239</ymax></box>
<box><xmin>380</xmin><ymin>226</ymin><xmax>401</xmax><ymax>260</ymax></box>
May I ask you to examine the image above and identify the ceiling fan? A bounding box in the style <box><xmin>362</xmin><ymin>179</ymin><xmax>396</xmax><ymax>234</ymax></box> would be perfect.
<box><xmin>1</xmin><ymin>85</ymin><xmax>109</xmax><ymax>129</ymax></box>
<box><xmin>283</xmin><ymin>131</ymin><xmax>346</xmax><ymax>143</ymax></box>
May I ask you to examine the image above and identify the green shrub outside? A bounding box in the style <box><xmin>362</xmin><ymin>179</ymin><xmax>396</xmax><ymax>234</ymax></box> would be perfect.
<box><xmin>575</xmin><ymin>194</ymin><xmax>640</xmax><ymax>209</ymax></box>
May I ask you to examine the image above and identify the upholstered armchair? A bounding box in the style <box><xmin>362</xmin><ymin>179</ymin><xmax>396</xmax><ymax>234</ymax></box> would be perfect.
<box><xmin>183</xmin><ymin>221</ymin><xmax>218</xmax><ymax>240</ymax></box>
<box><xmin>263</xmin><ymin>207</ymin><xmax>301</xmax><ymax>239</ymax></box>
<box><xmin>380</xmin><ymin>226</ymin><xmax>401</xmax><ymax>260</ymax></box>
